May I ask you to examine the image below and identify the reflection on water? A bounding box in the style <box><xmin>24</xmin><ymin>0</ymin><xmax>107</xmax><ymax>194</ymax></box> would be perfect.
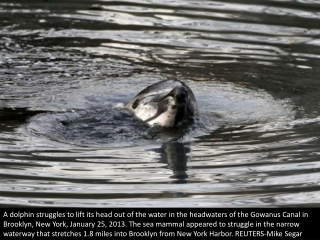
<box><xmin>157</xmin><ymin>142</ymin><xmax>190</xmax><ymax>183</ymax></box>
<box><xmin>0</xmin><ymin>0</ymin><xmax>320</xmax><ymax>207</ymax></box>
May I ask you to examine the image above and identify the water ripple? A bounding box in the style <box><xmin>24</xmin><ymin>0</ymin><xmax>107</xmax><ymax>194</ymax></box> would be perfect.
<box><xmin>0</xmin><ymin>0</ymin><xmax>320</xmax><ymax>207</ymax></box>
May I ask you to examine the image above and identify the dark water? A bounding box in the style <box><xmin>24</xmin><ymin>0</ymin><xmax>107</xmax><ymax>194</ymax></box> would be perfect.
<box><xmin>1</xmin><ymin>0</ymin><xmax>320</xmax><ymax>207</ymax></box>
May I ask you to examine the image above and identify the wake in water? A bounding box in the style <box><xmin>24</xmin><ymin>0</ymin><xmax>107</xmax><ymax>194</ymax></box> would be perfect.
<box><xmin>25</xmin><ymin>103</ymin><xmax>202</xmax><ymax>147</ymax></box>
<box><xmin>24</xmin><ymin>79</ymin><xmax>295</xmax><ymax>148</ymax></box>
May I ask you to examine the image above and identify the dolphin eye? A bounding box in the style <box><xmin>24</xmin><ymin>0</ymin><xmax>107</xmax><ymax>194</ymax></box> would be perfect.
<box><xmin>176</xmin><ymin>91</ymin><xmax>187</xmax><ymax>103</ymax></box>
<box><xmin>132</xmin><ymin>100</ymin><xmax>139</xmax><ymax>109</ymax></box>
<box><xmin>177</xmin><ymin>92</ymin><xmax>186</xmax><ymax>100</ymax></box>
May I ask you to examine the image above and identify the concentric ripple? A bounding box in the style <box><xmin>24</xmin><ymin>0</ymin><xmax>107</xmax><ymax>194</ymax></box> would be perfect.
<box><xmin>0</xmin><ymin>0</ymin><xmax>320</xmax><ymax>207</ymax></box>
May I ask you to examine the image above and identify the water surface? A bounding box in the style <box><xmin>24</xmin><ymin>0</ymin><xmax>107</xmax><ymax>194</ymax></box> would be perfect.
<box><xmin>1</xmin><ymin>0</ymin><xmax>320</xmax><ymax>207</ymax></box>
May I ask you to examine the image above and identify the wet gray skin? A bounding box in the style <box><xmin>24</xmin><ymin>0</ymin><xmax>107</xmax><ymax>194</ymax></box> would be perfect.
<box><xmin>126</xmin><ymin>80</ymin><xmax>198</xmax><ymax>127</ymax></box>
